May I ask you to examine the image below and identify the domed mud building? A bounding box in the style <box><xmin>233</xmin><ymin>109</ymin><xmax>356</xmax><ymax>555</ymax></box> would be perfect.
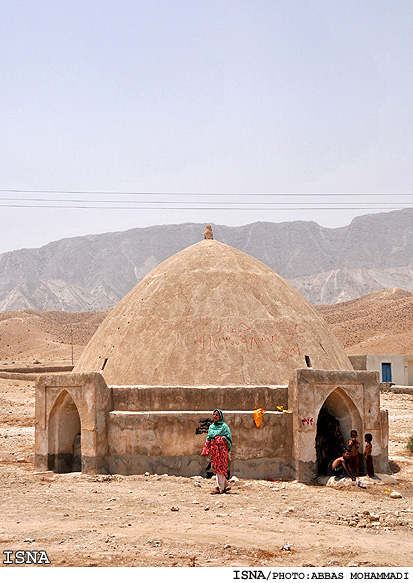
<box><xmin>35</xmin><ymin>227</ymin><xmax>389</xmax><ymax>481</ymax></box>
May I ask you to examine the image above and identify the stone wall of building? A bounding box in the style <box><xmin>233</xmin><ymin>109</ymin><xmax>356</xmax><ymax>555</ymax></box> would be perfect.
<box><xmin>35</xmin><ymin>372</ymin><xmax>112</xmax><ymax>474</ymax></box>
<box><xmin>288</xmin><ymin>369</ymin><xmax>389</xmax><ymax>481</ymax></box>
<box><xmin>35</xmin><ymin>369</ymin><xmax>389</xmax><ymax>482</ymax></box>
<box><xmin>107</xmin><ymin>410</ymin><xmax>293</xmax><ymax>479</ymax></box>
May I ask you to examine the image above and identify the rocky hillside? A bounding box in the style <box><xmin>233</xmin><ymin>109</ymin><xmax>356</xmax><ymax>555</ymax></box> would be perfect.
<box><xmin>316</xmin><ymin>288</ymin><xmax>413</xmax><ymax>355</ymax></box>
<box><xmin>0</xmin><ymin>309</ymin><xmax>108</xmax><ymax>364</ymax></box>
<box><xmin>0</xmin><ymin>208</ymin><xmax>411</xmax><ymax>311</ymax></box>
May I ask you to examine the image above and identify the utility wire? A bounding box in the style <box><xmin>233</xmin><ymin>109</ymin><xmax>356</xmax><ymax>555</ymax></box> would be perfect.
<box><xmin>0</xmin><ymin>197</ymin><xmax>412</xmax><ymax>206</ymax></box>
<box><xmin>1</xmin><ymin>189</ymin><xmax>413</xmax><ymax>196</ymax></box>
<box><xmin>1</xmin><ymin>190</ymin><xmax>411</xmax><ymax>210</ymax></box>
<box><xmin>0</xmin><ymin>203</ymin><xmax>411</xmax><ymax>210</ymax></box>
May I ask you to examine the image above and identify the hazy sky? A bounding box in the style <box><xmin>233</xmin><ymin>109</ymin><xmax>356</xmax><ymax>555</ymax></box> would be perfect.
<box><xmin>1</xmin><ymin>1</ymin><xmax>412</xmax><ymax>253</ymax></box>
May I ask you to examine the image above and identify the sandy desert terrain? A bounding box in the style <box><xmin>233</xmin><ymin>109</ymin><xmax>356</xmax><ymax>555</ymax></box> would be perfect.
<box><xmin>0</xmin><ymin>375</ymin><xmax>412</xmax><ymax>568</ymax></box>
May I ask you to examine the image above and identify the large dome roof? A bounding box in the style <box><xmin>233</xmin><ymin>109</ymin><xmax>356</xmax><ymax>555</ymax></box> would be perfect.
<box><xmin>74</xmin><ymin>238</ymin><xmax>352</xmax><ymax>385</ymax></box>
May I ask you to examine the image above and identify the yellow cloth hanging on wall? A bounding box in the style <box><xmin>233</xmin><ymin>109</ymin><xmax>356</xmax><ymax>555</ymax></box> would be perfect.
<box><xmin>254</xmin><ymin>408</ymin><xmax>264</xmax><ymax>427</ymax></box>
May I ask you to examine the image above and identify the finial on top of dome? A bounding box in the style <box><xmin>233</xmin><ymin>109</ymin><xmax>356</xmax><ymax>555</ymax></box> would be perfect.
<box><xmin>204</xmin><ymin>224</ymin><xmax>213</xmax><ymax>240</ymax></box>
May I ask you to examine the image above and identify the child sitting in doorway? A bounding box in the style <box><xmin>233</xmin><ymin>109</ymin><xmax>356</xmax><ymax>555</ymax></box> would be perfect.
<box><xmin>332</xmin><ymin>450</ymin><xmax>354</xmax><ymax>480</ymax></box>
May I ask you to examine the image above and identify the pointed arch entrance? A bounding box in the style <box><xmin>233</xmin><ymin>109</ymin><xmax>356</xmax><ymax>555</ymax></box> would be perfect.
<box><xmin>48</xmin><ymin>390</ymin><xmax>81</xmax><ymax>473</ymax></box>
<box><xmin>316</xmin><ymin>387</ymin><xmax>362</xmax><ymax>475</ymax></box>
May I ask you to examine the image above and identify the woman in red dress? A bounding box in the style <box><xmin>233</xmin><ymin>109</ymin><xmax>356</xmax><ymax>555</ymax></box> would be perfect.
<box><xmin>201</xmin><ymin>409</ymin><xmax>233</xmax><ymax>494</ymax></box>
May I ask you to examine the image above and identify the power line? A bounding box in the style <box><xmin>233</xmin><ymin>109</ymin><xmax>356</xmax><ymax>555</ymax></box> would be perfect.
<box><xmin>0</xmin><ymin>197</ymin><xmax>412</xmax><ymax>207</ymax></box>
<box><xmin>1</xmin><ymin>189</ymin><xmax>413</xmax><ymax>196</ymax></box>
<box><xmin>0</xmin><ymin>203</ymin><xmax>411</xmax><ymax>210</ymax></box>
<box><xmin>1</xmin><ymin>189</ymin><xmax>411</xmax><ymax>210</ymax></box>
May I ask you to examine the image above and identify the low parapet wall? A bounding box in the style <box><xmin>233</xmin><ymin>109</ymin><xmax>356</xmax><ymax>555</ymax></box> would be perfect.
<box><xmin>0</xmin><ymin>365</ymin><xmax>73</xmax><ymax>381</ymax></box>
<box><xmin>0</xmin><ymin>365</ymin><xmax>73</xmax><ymax>374</ymax></box>
<box><xmin>0</xmin><ymin>372</ymin><xmax>38</xmax><ymax>381</ymax></box>
<box><xmin>380</xmin><ymin>384</ymin><xmax>413</xmax><ymax>395</ymax></box>
<box><xmin>111</xmin><ymin>384</ymin><xmax>288</xmax><ymax>412</ymax></box>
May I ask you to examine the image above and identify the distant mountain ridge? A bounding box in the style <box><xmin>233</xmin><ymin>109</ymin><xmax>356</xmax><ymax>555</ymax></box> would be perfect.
<box><xmin>0</xmin><ymin>208</ymin><xmax>412</xmax><ymax>311</ymax></box>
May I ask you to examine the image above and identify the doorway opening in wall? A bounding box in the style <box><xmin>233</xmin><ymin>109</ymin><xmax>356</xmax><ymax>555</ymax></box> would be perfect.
<box><xmin>315</xmin><ymin>388</ymin><xmax>363</xmax><ymax>476</ymax></box>
<box><xmin>316</xmin><ymin>408</ymin><xmax>345</xmax><ymax>475</ymax></box>
<box><xmin>382</xmin><ymin>363</ymin><xmax>392</xmax><ymax>383</ymax></box>
<box><xmin>48</xmin><ymin>390</ymin><xmax>82</xmax><ymax>473</ymax></box>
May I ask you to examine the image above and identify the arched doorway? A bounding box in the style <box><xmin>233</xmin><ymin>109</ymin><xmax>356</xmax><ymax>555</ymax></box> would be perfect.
<box><xmin>48</xmin><ymin>390</ymin><xmax>82</xmax><ymax>473</ymax></box>
<box><xmin>316</xmin><ymin>388</ymin><xmax>362</xmax><ymax>475</ymax></box>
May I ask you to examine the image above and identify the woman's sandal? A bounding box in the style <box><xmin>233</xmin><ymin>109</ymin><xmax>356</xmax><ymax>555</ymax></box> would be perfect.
<box><xmin>210</xmin><ymin>488</ymin><xmax>221</xmax><ymax>495</ymax></box>
<box><xmin>223</xmin><ymin>486</ymin><xmax>231</xmax><ymax>493</ymax></box>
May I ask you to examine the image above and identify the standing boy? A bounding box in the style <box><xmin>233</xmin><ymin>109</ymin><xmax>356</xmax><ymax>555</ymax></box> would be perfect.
<box><xmin>364</xmin><ymin>433</ymin><xmax>375</xmax><ymax>478</ymax></box>
<box><xmin>348</xmin><ymin>429</ymin><xmax>360</xmax><ymax>477</ymax></box>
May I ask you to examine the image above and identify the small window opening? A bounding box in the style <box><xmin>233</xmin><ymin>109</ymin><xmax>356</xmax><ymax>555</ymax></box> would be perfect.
<box><xmin>101</xmin><ymin>358</ymin><xmax>108</xmax><ymax>371</ymax></box>
<box><xmin>305</xmin><ymin>355</ymin><xmax>312</xmax><ymax>368</ymax></box>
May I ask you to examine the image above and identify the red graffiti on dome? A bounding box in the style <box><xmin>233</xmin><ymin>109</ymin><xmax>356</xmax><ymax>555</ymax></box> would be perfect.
<box><xmin>168</xmin><ymin>310</ymin><xmax>212</xmax><ymax>331</ymax></box>
<box><xmin>193</xmin><ymin>336</ymin><xmax>303</xmax><ymax>362</ymax></box>
<box><xmin>169</xmin><ymin>311</ymin><xmax>306</xmax><ymax>362</ymax></box>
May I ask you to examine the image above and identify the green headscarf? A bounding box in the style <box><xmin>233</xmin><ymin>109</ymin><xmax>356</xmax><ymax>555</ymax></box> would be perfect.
<box><xmin>206</xmin><ymin>409</ymin><xmax>232</xmax><ymax>453</ymax></box>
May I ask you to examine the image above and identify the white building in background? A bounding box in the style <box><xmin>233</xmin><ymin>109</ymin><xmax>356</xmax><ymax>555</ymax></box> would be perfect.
<box><xmin>351</xmin><ymin>355</ymin><xmax>413</xmax><ymax>386</ymax></box>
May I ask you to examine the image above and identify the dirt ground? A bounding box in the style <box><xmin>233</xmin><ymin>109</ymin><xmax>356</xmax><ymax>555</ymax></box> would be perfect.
<box><xmin>0</xmin><ymin>376</ymin><xmax>412</xmax><ymax>568</ymax></box>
